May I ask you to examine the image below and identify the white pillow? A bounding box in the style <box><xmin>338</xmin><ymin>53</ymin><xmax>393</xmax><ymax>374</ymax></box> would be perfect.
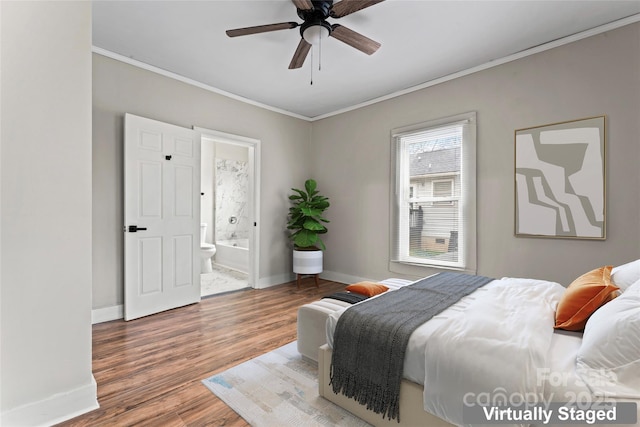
<box><xmin>576</xmin><ymin>281</ymin><xmax>640</xmax><ymax>398</ymax></box>
<box><xmin>624</xmin><ymin>278</ymin><xmax>640</xmax><ymax>296</ymax></box>
<box><xmin>611</xmin><ymin>259</ymin><xmax>640</xmax><ymax>292</ymax></box>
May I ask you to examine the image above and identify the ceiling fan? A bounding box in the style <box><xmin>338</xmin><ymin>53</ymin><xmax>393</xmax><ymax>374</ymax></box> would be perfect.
<box><xmin>226</xmin><ymin>0</ymin><xmax>385</xmax><ymax>69</ymax></box>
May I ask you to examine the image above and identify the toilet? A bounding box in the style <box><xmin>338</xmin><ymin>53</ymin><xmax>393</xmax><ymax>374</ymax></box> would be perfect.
<box><xmin>200</xmin><ymin>223</ymin><xmax>216</xmax><ymax>274</ymax></box>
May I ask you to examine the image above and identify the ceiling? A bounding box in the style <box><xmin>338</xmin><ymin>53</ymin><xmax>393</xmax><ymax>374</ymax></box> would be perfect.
<box><xmin>92</xmin><ymin>1</ymin><xmax>640</xmax><ymax>120</ymax></box>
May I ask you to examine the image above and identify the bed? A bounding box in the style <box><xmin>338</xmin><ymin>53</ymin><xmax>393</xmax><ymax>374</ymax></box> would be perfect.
<box><xmin>316</xmin><ymin>262</ymin><xmax>640</xmax><ymax>427</ymax></box>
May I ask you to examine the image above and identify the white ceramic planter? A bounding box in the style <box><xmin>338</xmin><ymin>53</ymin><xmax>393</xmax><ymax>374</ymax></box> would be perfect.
<box><xmin>293</xmin><ymin>248</ymin><xmax>323</xmax><ymax>274</ymax></box>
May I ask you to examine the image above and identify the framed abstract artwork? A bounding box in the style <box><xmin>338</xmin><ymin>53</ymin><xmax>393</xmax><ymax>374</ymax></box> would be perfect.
<box><xmin>514</xmin><ymin>116</ymin><xmax>606</xmax><ymax>239</ymax></box>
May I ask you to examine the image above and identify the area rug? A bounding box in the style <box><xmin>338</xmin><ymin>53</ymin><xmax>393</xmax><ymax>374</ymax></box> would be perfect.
<box><xmin>202</xmin><ymin>341</ymin><xmax>371</xmax><ymax>427</ymax></box>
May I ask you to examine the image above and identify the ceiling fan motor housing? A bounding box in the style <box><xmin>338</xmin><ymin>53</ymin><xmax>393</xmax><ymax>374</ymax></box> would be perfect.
<box><xmin>296</xmin><ymin>0</ymin><xmax>333</xmax><ymax>21</ymax></box>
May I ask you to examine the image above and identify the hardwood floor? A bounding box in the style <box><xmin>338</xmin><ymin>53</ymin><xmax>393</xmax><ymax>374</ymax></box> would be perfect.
<box><xmin>57</xmin><ymin>278</ymin><xmax>346</xmax><ymax>427</ymax></box>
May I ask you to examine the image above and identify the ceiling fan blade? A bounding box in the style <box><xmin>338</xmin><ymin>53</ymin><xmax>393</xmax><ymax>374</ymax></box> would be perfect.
<box><xmin>330</xmin><ymin>0</ymin><xmax>385</xmax><ymax>18</ymax></box>
<box><xmin>226</xmin><ymin>22</ymin><xmax>298</xmax><ymax>37</ymax></box>
<box><xmin>291</xmin><ymin>0</ymin><xmax>314</xmax><ymax>11</ymax></box>
<box><xmin>330</xmin><ymin>24</ymin><xmax>380</xmax><ymax>55</ymax></box>
<box><xmin>289</xmin><ymin>39</ymin><xmax>312</xmax><ymax>69</ymax></box>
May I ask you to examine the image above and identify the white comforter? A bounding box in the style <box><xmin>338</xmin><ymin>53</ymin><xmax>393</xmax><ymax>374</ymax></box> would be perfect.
<box><xmin>422</xmin><ymin>277</ymin><xmax>565</xmax><ymax>426</ymax></box>
<box><xmin>327</xmin><ymin>277</ymin><xmax>566</xmax><ymax>427</ymax></box>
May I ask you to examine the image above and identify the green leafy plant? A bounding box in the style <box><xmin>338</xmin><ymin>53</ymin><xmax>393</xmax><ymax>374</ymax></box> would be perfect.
<box><xmin>287</xmin><ymin>179</ymin><xmax>330</xmax><ymax>250</ymax></box>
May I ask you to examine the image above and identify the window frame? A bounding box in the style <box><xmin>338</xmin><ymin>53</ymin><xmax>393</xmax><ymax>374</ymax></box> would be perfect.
<box><xmin>390</xmin><ymin>112</ymin><xmax>477</xmax><ymax>273</ymax></box>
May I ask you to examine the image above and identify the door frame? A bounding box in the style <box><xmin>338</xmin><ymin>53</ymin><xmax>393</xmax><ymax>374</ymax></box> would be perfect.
<box><xmin>194</xmin><ymin>127</ymin><xmax>260</xmax><ymax>289</ymax></box>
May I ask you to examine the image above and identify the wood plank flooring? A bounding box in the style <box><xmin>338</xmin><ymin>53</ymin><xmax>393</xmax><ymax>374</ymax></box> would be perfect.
<box><xmin>57</xmin><ymin>278</ymin><xmax>346</xmax><ymax>427</ymax></box>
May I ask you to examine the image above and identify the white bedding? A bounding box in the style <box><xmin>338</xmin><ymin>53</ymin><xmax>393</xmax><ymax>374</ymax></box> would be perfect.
<box><xmin>326</xmin><ymin>276</ymin><xmax>640</xmax><ymax>427</ymax></box>
<box><xmin>327</xmin><ymin>277</ymin><xmax>562</xmax><ymax>387</ymax></box>
<box><xmin>421</xmin><ymin>278</ymin><xmax>564</xmax><ymax>426</ymax></box>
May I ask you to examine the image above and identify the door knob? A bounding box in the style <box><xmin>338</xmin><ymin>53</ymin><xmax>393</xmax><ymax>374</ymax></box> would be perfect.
<box><xmin>127</xmin><ymin>225</ymin><xmax>148</xmax><ymax>232</ymax></box>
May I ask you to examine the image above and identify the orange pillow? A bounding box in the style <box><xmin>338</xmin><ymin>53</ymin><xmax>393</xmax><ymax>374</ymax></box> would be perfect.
<box><xmin>345</xmin><ymin>281</ymin><xmax>389</xmax><ymax>297</ymax></box>
<box><xmin>555</xmin><ymin>266</ymin><xmax>619</xmax><ymax>331</ymax></box>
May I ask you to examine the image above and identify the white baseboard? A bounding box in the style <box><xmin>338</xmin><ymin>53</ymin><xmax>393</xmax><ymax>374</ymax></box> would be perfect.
<box><xmin>91</xmin><ymin>272</ymin><xmax>367</xmax><ymax>323</ymax></box>
<box><xmin>255</xmin><ymin>271</ymin><xmax>373</xmax><ymax>289</ymax></box>
<box><xmin>255</xmin><ymin>273</ymin><xmax>295</xmax><ymax>289</ymax></box>
<box><xmin>1</xmin><ymin>376</ymin><xmax>99</xmax><ymax>427</ymax></box>
<box><xmin>92</xmin><ymin>304</ymin><xmax>123</xmax><ymax>324</ymax></box>
<box><xmin>257</xmin><ymin>270</ymin><xmax>375</xmax><ymax>288</ymax></box>
<box><xmin>90</xmin><ymin>275</ymin><xmax>292</xmax><ymax>322</ymax></box>
<box><xmin>319</xmin><ymin>270</ymin><xmax>374</xmax><ymax>285</ymax></box>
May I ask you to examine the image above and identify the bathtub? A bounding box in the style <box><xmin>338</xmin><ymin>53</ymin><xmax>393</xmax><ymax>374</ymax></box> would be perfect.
<box><xmin>214</xmin><ymin>238</ymin><xmax>249</xmax><ymax>273</ymax></box>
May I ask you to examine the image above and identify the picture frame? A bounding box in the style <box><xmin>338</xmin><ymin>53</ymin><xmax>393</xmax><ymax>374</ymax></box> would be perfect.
<box><xmin>514</xmin><ymin>116</ymin><xmax>606</xmax><ymax>239</ymax></box>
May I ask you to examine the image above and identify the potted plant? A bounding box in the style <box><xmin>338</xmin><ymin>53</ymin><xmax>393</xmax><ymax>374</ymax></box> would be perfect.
<box><xmin>287</xmin><ymin>179</ymin><xmax>330</xmax><ymax>281</ymax></box>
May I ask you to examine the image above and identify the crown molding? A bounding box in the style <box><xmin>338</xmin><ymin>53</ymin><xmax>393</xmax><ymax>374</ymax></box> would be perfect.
<box><xmin>93</xmin><ymin>13</ymin><xmax>640</xmax><ymax>122</ymax></box>
<box><xmin>311</xmin><ymin>14</ymin><xmax>640</xmax><ymax>121</ymax></box>
<box><xmin>92</xmin><ymin>46</ymin><xmax>312</xmax><ymax>122</ymax></box>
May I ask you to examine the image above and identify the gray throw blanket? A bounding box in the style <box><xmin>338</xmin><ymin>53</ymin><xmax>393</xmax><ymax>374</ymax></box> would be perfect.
<box><xmin>329</xmin><ymin>271</ymin><xmax>494</xmax><ymax>422</ymax></box>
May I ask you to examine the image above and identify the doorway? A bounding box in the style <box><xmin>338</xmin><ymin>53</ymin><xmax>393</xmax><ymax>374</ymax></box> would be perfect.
<box><xmin>196</xmin><ymin>128</ymin><xmax>260</xmax><ymax>296</ymax></box>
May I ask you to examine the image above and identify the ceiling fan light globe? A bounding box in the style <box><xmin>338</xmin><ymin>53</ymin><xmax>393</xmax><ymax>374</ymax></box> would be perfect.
<box><xmin>302</xmin><ymin>25</ymin><xmax>330</xmax><ymax>45</ymax></box>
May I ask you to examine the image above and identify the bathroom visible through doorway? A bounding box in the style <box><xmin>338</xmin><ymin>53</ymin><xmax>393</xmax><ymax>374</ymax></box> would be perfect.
<box><xmin>197</xmin><ymin>128</ymin><xmax>260</xmax><ymax>297</ymax></box>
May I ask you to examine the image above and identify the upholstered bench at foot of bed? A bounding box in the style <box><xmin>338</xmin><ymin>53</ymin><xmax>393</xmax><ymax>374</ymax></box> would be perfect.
<box><xmin>296</xmin><ymin>278</ymin><xmax>414</xmax><ymax>362</ymax></box>
<box><xmin>297</xmin><ymin>298</ymin><xmax>351</xmax><ymax>362</ymax></box>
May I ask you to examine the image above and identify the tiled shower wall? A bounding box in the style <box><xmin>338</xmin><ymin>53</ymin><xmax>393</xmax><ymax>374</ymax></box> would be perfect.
<box><xmin>215</xmin><ymin>159</ymin><xmax>249</xmax><ymax>241</ymax></box>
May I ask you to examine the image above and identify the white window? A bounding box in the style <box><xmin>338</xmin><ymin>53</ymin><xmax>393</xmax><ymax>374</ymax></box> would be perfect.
<box><xmin>391</xmin><ymin>112</ymin><xmax>476</xmax><ymax>271</ymax></box>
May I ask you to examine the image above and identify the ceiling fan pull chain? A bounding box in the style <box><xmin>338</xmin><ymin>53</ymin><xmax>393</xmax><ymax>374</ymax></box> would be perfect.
<box><xmin>318</xmin><ymin>32</ymin><xmax>322</xmax><ymax>71</ymax></box>
<box><xmin>310</xmin><ymin>45</ymin><xmax>314</xmax><ymax>85</ymax></box>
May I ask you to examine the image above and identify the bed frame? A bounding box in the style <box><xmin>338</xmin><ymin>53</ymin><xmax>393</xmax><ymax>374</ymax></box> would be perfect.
<box><xmin>318</xmin><ymin>344</ymin><xmax>454</xmax><ymax>427</ymax></box>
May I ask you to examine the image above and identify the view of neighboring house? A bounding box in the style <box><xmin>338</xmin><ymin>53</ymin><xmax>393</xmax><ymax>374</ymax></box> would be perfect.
<box><xmin>408</xmin><ymin>133</ymin><xmax>461</xmax><ymax>262</ymax></box>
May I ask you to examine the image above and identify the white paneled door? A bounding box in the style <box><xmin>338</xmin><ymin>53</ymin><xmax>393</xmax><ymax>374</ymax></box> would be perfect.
<box><xmin>124</xmin><ymin>113</ymin><xmax>201</xmax><ymax>321</ymax></box>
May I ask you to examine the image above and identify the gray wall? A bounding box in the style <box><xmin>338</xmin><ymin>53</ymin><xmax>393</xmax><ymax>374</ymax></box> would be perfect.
<box><xmin>1</xmin><ymin>1</ymin><xmax>96</xmax><ymax>423</ymax></box>
<box><xmin>93</xmin><ymin>22</ymin><xmax>640</xmax><ymax>312</ymax></box>
<box><xmin>92</xmin><ymin>54</ymin><xmax>311</xmax><ymax>309</ymax></box>
<box><xmin>311</xmin><ymin>23</ymin><xmax>640</xmax><ymax>286</ymax></box>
